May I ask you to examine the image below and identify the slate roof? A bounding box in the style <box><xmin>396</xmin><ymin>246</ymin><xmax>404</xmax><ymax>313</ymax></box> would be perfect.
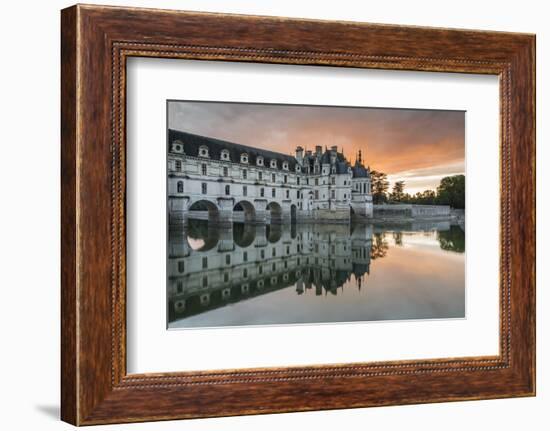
<box><xmin>351</xmin><ymin>160</ymin><xmax>370</xmax><ymax>178</ymax></box>
<box><xmin>169</xmin><ymin>129</ymin><xmax>297</xmax><ymax>170</ymax></box>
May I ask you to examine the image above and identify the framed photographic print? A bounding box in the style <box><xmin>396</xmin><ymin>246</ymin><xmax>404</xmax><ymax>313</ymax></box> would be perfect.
<box><xmin>61</xmin><ymin>4</ymin><xmax>536</xmax><ymax>425</ymax></box>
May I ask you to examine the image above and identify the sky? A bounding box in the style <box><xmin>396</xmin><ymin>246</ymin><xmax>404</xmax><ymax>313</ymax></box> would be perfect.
<box><xmin>168</xmin><ymin>101</ymin><xmax>465</xmax><ymax>195</ymax></box>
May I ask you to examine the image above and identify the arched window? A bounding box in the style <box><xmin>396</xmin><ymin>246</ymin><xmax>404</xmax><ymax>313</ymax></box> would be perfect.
<box><xmin>270</xmin><ymin>159</ymin><xmax>277</xmax><ymax>169</ymax></box>
<box><xmin>257</xmin><ymin>156</ymin><xmax>264</xmax><ymax>166</ymax></box>
<box><xmin>220</xmin><ymin>150</ymin><xmax>230</xmax><ymax>161</ymax></box>
<box><xmin>177</xmin><ymin>181</ymin><xmax>183</xmax><ymax>193</ymax></box>
<box><xmin>240</xmin><ymin>153</ymin><xmax>249</xmax><ymax>164</ymax></box>
<box><xmin>283</xmin><ymin>162</ymin><xmax>289</xmax><ymax>170</ymax></box>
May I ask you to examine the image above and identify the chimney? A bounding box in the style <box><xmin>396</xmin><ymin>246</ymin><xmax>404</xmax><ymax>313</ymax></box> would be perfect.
<box><xmin>331</xmin><ymin>145</ymin><xmax>338</xmax><ymax>153</ymax></box>
<box><xmin>295</xmin><ymin>146</ymin><xmax>304</xmax><ymax>163</ymax></box>
<box><xmin>305</xmin><ymin>150</ymin><xmax>312</xmax><ymax>156</ymax></box>
<box><xmin>315</xmin><ymin>145</ymin><xmax>322</xmax><ymax>156</ymax></box>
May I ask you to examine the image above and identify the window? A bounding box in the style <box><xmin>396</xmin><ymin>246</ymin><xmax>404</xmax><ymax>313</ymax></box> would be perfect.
<box><xmin>286</xmin><ymin>190</ymin><xmax>290</xmax><ymax>199</ymax></box>
<box><xmin>315</xmin><ymin>178</ymin><xmax>319</xmax><ymax>186</ymax></box>
<box><xmin>243</xmin><ymin>186</ymin><xmax>247</xmax><ymax>196</ymax></box>
<box><xmin>344</xmin><ymin>194</ymin><xmax>347</xmax><ymax>199</ymax></box>
<box><xmin>175</xmin><ymin>160</ymin><xmax>182</xmax><ymax>171</ymax></box>
<box><xmin>258</xmin><ymin>171</ymin><xmax>263</xmax><ymax>181</ymax></box>
<box><xmin>283</xmin><ymin>162</ymin><xmax>289</xmax><ymax>170</ymax></box>
<box><xmin>202</xmin><ymin>276</ymin><xmax>208</xmax><ymax>288</ymax></box>
<box><xmin>257</xmin><ymin>156</ymin><xmax>264</xmax><ymax>166</ymax></box>
<box><xmin>199</xmin><ymin>145</ymin><xmax>209</xmax><ymax>157</ymax></box>
<box><xmin>272</xmin><ymin>248</ymin><xmax>276</xmax><ymax>257</ymax></box>
<box><xmin>297</xmin><ymin>177</ymin><xmax>300</xmax><ymax>185</ymax></box>
<box><xmin>225</xmin><ymin>185</ymin><xmax>230</xmax><ymax>195</ymax></box>
<box><xmin>331</xmin><ymin>190</ymin><xmax>335</xmax><ymax>199</ymax></box>
<box><xmin>177</xmin><ymin>181</ymin><xmax>183</xmax><ymax>193</ymax></box>
<box><xmin>201</xmin><ymin>183</ymin><xmax>207</xmax><ymax>194</ymax></box>
<box><xmin>260</xmin><ymin>188</ymin><xmax>264</xmax><ymax>197</ymax></box>
<box><xmin>260</xmin><ymin>250</ymin><xmax>265</xmax><ymax>259</ymax></box>
<box><xmin>224</xmin><ymin>273</ymin><xmax>229</xmax><ymax>282</ymax></box>
<box><xmin>271</xmin><ymin>173</ymin><xmax>276</xmax><ymax>183</ymax></box>
<box><xmin>221</xmin><ymin>150</ymin><xmax>230</xmax><ymax>160</ymax></box>
<box><xmin>243</xmin><ymin>251</ymin><xmax>248</xmax><ymax>262</ymax></box>
<box><xmin>297</xmin><ymin>190</ymin><xmax>300</xmax><ymax>199</ymax></box>
<box><xmin>242</xmin><ymin>169</ymin><xmax>247</xmax><ymax>179</ymax></box>
<box><xmin>272</xmin><ymin>188</ymin><xmax>276</xmax><ymax>198</ymax></box>
<box><xmin>176</xmin><ymin>281</ymin><xmax>183</xmax><ymax>293</ymax></box>
<box><xmin>243</xmin><ymin>268</ymin><xmax>248</xmax><ymax>278</ymax></box>
<box><xmin>223</xmin><ymin>166</ymin><xmax>228</xmax><ymax>177</ymax></box>
<box><xmin>315</xmin><ymin>190</ymin><xmax>319</xmax><ymax>199</ymax></box>
<box><xmin>284</xmin><ymin>175</ymin><xmax>288</xmax><ymax>184</ymax></box>
<box><xmin>202</xmin><ymin>257</ymin><xmax>208</xmax><ymax>269</ymax></box>
<box><xmin>331</xmin><ymin>177</ymin><xmax>335</xmax><ymax>185</ymax></box>
<box><xmin>241</xmin><ymin>153</ymin><xmax>248</xmax><ymax>164</ymax></box>
<box><xmin>172</xmin><ymin>141</ymin><xmax>184</xmax><ymax>153</ymax></box>
<box><xmin>259</xmin><ymin>266</ymin><xmax>263</xmax><ymax>274</ymax></box>
<box><xmin>272</xmin><ymin>263</ymin><xmax>276</xmax><ymax>271</ymax></box>
<box><xmin>270</xmin><ymin>159</ymin><xmax>277</xmax><ymax>169</ymax></box>
<box><xmin>178</xmin><ymin>261</ymin><xmax>184</xmax><ymax>273</ymax></box>
<box><xmin>286</xmin><ymin>246</ymin><xmax>290</xmax><ymax>255</ymax></box>
<box><xmin>201</xmin><ymin>164</ymin><xmax>207</xmax><ymax>176</ymax></box>
<box><xmin>226</xmin><ymin>254</ymin><xmax>231</xmax><ymax>265</ymax></box>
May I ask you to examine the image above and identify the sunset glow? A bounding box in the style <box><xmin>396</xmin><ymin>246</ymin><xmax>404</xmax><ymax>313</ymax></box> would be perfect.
<box><xmin>168</xmin><ymin>101</ymin><xmax>465</xmax><ymax>194</ymax></box>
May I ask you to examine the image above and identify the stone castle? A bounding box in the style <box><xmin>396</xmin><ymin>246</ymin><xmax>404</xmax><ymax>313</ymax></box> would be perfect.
<box><xmin>167</xmin><ymin>129</ymin><xmax>373</xmax><ymax>226</ymax></box>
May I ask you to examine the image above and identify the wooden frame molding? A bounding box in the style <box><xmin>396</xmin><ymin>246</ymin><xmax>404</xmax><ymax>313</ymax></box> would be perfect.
<box><xmin>61</xmin><ymin>4</ymin><xmax>535</xmax><ymax>425</ymax></box>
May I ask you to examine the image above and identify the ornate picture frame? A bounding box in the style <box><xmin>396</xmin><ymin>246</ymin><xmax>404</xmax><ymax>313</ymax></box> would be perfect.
<box><xmin>61</xmin><ymin>4</ymin><xmax>535</xmax><ymax>425</ymax></box>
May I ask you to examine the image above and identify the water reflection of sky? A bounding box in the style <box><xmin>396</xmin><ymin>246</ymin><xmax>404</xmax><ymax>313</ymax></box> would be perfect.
<box><xmin>168</xmin><ymin>221</ymin><xmax>465</xmax><ymax>329</ymax></box>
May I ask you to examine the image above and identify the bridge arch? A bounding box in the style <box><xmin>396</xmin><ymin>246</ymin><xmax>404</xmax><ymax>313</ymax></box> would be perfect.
<box><xmin>266</xmin><ymin>201</ymin><xmax>283</xmax><ymax>225</ymax></box>
<box><xmin>188</xmin><ymin>199</ymin><xmax>220</xmax><ymax>223</ymax></box>
<box><xmin>233</xmin><ymin>200</ymin><xmax>256</xmax><ymax>223</ymax></box>
<box><xmin>233</xmin><ymin>222</ymin><xmax>256</xmax><ymax>248</ymax></box>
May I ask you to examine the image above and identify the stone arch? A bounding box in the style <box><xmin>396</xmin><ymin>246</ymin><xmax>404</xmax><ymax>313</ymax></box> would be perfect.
<box><xmin>266</xmin><ymin>223</ymin><xmax>282</xmax><ymax>244</ymax></box>
<box><xmin>233</xmin><ymin>200</ymin><xmax>256</xmax><ymax>223</ymax></box>
<box><xmin>233</xmin><ymin>222</ymin><xmax>256</xmax><ymax>248</ymax></box>
<box><xmin>188</xmin><ymin>199</ymin><xmax>220</xmax><ymax>223</ymax></box>
<box><xmin>266</xmin><ymin>201</ymin><xmax>283</xmax><ymax>225</ymax></box>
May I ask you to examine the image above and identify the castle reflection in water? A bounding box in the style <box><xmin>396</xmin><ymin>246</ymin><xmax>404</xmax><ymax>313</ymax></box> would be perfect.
<box><xmin>167</xmin><ymin>219</ymin><xmax>465</xmax><ymax>328</ymax></box>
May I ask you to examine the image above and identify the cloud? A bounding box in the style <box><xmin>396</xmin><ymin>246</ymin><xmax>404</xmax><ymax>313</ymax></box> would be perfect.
<box><xmin>168</xmin><ymin>100</ymin><xmax>464</xmax><ymax>189</ymax></box>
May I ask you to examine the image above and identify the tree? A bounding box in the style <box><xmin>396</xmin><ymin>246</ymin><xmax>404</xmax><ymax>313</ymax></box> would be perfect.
<box><xmin>371</xmin><ymin>170</ymin><xmax>390</xmax><ymax>204</ymax></box>
<box><xmin>413</xmin><ymin>189</ymin><xmax>437</xmax><ymax>205</ymax></box>
<box><xmin>390</xmin><ymin>180</ymin><xmax>405</xmax><ymax>202</ymax></box>
<box><xmin>437</xmin><ymin>175</ymin><xmax>465</xmax><ymax>209</ymax></box>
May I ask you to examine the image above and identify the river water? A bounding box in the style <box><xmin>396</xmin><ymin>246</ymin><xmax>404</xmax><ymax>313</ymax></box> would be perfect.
<box><xmin>167</xmin><ymin>220</ymin><xmax>465</xmax><ymax>329</ymax></box>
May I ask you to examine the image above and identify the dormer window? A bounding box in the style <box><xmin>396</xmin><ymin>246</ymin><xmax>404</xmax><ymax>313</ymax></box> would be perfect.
<box><xmin>240</xmin><ymin>153</ymin><xmax>249</xmax><ymax>164</ymax></box>
<box><xmin>198</xmin><ymin>145</ymin><xmax>209</xmax><ymax>158</ymax></box>
<box><xmin>270</xmin><ymin>159</ymin><xmax>277</xmax><ymax>169</ymax></box>
<box><xmin>257</xmin><ymin>156</ymin><xmax>264</xmax><ymax>166</ymax></box>
<box><xmin>296</xmin><ymin>165</ymin><xmax>301</xmax><ymax>172</ymax></box>
<box><xmin>220</xmin><ymin>150</ymin><xmax>230</xmax><ymax>161</ymax></box>
<box><xmin>282</xmin><ymin>162</ymin><xmax>289</xmax><ymax>170</ymax></box>
<box><xmin>171</xmin><ymin>140</ymin><xmax>184</xmax><ymax>154</ymax></box>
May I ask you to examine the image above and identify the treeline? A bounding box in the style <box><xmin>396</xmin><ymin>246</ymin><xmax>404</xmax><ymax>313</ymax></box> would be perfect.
<box><xmin>371</xmin><ymin>171</ymin><xmax>465</xmax><ymax>209</ymax></box>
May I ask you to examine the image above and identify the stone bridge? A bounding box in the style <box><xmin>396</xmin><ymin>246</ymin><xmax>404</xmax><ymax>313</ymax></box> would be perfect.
<box><xmin>168</xmin><ymin>194</ymin><xmax>298</xmax><ymax>227</ymax></box>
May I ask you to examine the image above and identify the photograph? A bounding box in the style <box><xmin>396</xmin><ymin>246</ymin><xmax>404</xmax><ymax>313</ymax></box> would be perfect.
<box><xmin>166</xmin><ymin>101</ymin><xmax>466</xmax><ymax>329</ymax></box>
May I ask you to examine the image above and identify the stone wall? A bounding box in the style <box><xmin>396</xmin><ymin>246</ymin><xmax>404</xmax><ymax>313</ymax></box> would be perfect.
<box><xmin>373</xmin><ymin>204</ymin><xmax>451</xmax><ymax>219</ymax></box>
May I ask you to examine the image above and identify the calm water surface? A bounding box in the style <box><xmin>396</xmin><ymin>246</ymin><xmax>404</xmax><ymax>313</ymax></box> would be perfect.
<box><xmin>167</xmin><ymin>220</ymin><xmax>465</xmax><ymax>328</ymax></box>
